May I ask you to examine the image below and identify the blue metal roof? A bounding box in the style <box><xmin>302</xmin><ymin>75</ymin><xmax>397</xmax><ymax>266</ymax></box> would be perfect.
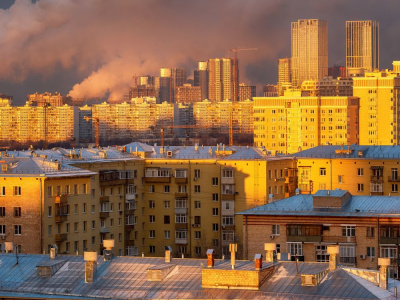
<box><xmin>294</xmin><ymin>145</ymin><xmax>400</xmax><ymax>159</ymax></box>
<box><xmin>238</xmin><ymin>190</ymin><xmax>400</xmax><ymax>217</ymax></box>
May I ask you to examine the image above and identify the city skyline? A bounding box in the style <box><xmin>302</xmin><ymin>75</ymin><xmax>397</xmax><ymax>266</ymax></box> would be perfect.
<box><xmin>0</xmin><ymin>0</ymin><xmax>399</xmax><ymax>104</ymax></box>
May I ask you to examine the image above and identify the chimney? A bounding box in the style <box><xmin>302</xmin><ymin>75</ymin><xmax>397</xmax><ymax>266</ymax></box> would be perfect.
<box><xmin>103</xmin><ymin>239</ymin><xmax>114</xmax><ymax>261</ymax></box>
<box><xmin>84</xmin><ymin>251</ymin><xmax>98</xmax><ymax>283</ymax></box>
<box><xmin>50</xmin><ymin>244</ymin><xmax>58</xmax><ymax>259</ymax></box>
<box><xmin>264</xmin><ymin>243</ymin><xmax>276</xmax><ymax>263</ymax></box>
<box><xmin>254</xmin><ymin>254</ymin><xmax>263</xmax><ymax>270</ymax></box>
<box><xmin>165</xmin><ymin>246</ymin><xmax>172</xmax><ymax>263</ymax></box>
<box><xmin>327</xmin><ymin>245</ymin><xmax>339</xmax><ymax>270</ymax></box>
<box><xmin>378</xmin><ymin>258</ymin><xmax>391</xmax><ymax>289</ymax></box>
<box><xmin>229</xmin><ymin>243</ymin><xmax>237</xmax><ymax>269</ymax></box>
<box><xmin>206</xmin><ymin>249</ymin><xmax>215</xmax><ymax>267</ymax></box>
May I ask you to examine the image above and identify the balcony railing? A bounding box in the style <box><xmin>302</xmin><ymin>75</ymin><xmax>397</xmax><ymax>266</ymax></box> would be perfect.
<box><xmin>100</xmin><ymin>211</ymin><xmax>110</xmax><ymax>219</ymax></box>
<box><xmin>100</xmin><ymin>227</ymin><xmax>110</xmax><ymax>233</ymax></box>
<box><xmin>287</xmin><ymin>235</ymin><xmax>322</xmax><ymax>243</ymax></box>
<box><xmin>175</xmin><ymin>192</ymin><xmax>188</xmax><ymax>198</ymax></box>
<box><xmin>370</xmin><ymin>175</ymin><xmax>383</xmax><ymax>182</ymax></box>
<box><xmin>175</xmin><ymin>177</ymin><xmax>187</xmax><ymax>184</ymax></box>
<box><xmin>340</xmin><ymin>257</ymin><xmax>357</xmax><ymax>265</ymax></box>
<box><xmin>380</xmin><ymin>236</ymin><xmax>400</xmax><ymax>244</ymax></box>
<box><xmin>175</xmin><ymin>238</ymin><xmax>188</xmax><ymax>244</ymax></box>
<box><xmin>100</xmin><ymin>196</ymin><xmax>110</xmax><ymax>202</ymax></box>
<box><xmin>322</xmin><ymin>236</ymin><xmax>356</xmax><ymax>243</ymax></box>
<box><xmin>55</xmin><ymin>215</ymin><xmax>67</xmax><ymax>223</ymax></box>
<box><xmin>55</xmin><ymin>233</ymin><xmax>67</xmax><ymax>242</ymax></box>
<box><xmin>55</xmin><ymin>195</ymin><xmax>68</xmax><ymax>204</ymax></box>
<box><xmin>125</xmin><ymin>224</ymin><xmax>135</xmax><ymax>231</ymax></box>
<box><xmin>388</xmin><ymin>176</ymin><xmax>400</xmax><ymax>182</ymax></box>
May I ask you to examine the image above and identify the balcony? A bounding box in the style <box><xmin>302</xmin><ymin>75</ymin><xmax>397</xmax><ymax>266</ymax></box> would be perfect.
<box><xmin>126</xmin><ymin>209</ymin><xmax>135</xmax><ymax>216</ymax></box>
<box><xmin>55</xmin><ymin>195</ymin><xmax>68</xmax><ymax>204</ymax></box>
<box><xmin>126</xmin><ymin>194</ymin><xmax>136</xmax><ymax>201</ymax></box>
<box><xmin>340</xmin><ymin>257</ymin><xmax>357</xmax><ymax>265</ymax></box>
<box><xmin>55</xmin><ymin>233</ymin><xmax>67</xmax><ymax>242</ymax></box>
<box><xmin>100</xmin><ymin>196</ymin><xmax>110</xmax><ymax>203</ymax></box>
<box><xmin>100</xmin><ymin>211</ymin><xmax>110</xmax><ymax>219</ymax></box>
<box><xmin>370</xmin><ymin>175</ymin><xmax>383</xmax><ymax>182</ymax></box>
<box><xmin>285</xmin><ymin>176</ymin><xmax>296</xmax><ymax>184</ymax></box>
<box><xmin>175</xmin><ymin>207</ymin><xmax>188</xmax><ymax>214</ymax></box>
<box><xmin>380</xmin><ymin>237</ymin><xmax>400</xmax><ymax>244</ymax></box>
<box><xmin>55</xmin><ymin>215</ymin><xmax>67</xmax><ymax>223</ymax></box>
<box><xmin>388</xmin><ymin>176</ymin><xmax>400</xmax><ymax>182</ymax></box>
<box><xmin>175</xmin><ymin>238</ymin><xmax>188</xmax><ymax>244</ymax></box>
<box><xmin>144</xmin><ymin>176</ymin><xmax>171</xmax><ymax>184</ymax></box>
<box><xmin>175</xmin><ymin>223</ymin><xmax>188</xmax><ymax>229</ymax></box>
<box><xmin>126</xmin><ymin>240</ymin><xmax>135</xmax><ymax>246</ymax></box>
<box><xmin>125</xmin><ymin>225</ymin><xmax>135</xmax><ymax>231</ymax></box>
<box><xmin>222</xmin><ymin>225</ymin><xmax>235</xmax><ymax>231</ymax></box>
<box><xmin>221</xmin><ymin>194</ymin><xmax>235</xmax><ymax>201</ymax></box>
<box><xmin>287</xmin><ymin>235</ymin><xmax>322</xmax><ymax>243</ymax></box>
<box><xmin>175</xmin><ymin>177</ymin><xmax>187</xmax><ymax>184</ymax></box>
<box><xmin>99</xmin><ymin>170</ymin><xmax>134</xmax><ymax>186</ymax></box>
<box><xmin>175</xmin><ymin>192</ymin><xmax>188</xmax><ymax>198</ymax></box>
<box><xmin>322</xmin><ymin>236</ymin><xmax>356</xmax><ymax>243</ymax></box>
<box><xmin>100</xmin><ymin>227</ymin><xmax>110</xmax><ymax>233</ymax></box>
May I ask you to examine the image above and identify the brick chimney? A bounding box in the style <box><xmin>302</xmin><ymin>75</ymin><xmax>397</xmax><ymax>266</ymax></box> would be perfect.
<box><xmin>206</xmin><ymin>249</ymin><xmax>215</xmax><ymax>268</ymax></box>
<box><xmin>165</xmin><ymin>246</ymin><xmax>172</xmax><ymax>263</ymax></box>
<box><xmin>254</xmin><ymin>254</ymin><xmax>263</xmax><ymax>270</ymax></box>
<box><xmin>264</xmin><ymin>243</ymin><xmax>276</xmax><ymax>263</ymax></box>
<box><xmin>84</xmin><ymin>251</ymin><xmax>98</xmax><ymax>283</ymax></box>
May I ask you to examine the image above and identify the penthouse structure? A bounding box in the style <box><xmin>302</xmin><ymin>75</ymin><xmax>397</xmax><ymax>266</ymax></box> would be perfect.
<box><xmin>301</xmin><ymin>76</ymin><xmax>353</xmax><ymax>97</ymax></box>
<box><xmin>253</xmin><ymin>95</ymin><xmax>359</xmax><ymax>154</ymax></box>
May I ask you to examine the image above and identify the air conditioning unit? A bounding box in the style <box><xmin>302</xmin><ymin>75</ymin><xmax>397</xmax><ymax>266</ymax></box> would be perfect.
<box><xmin>0</xmin><ymin>235</ymin><xmax>5</xmax><ymax>240</ymax></box>
<box><xmin>360</xmin><ymin>254</ymin><xmax>366</xmax><ymax>259</ymax></box>
<box><xmin>222</xmin><ymin>225</ymin><xmax>226</xmax><ymax>229</ymax></box>
<box><xmin>270</xmin><ymin>234</ymin><xmax>275</xmax><ymax>239</ymax></box>
<box><xmin>167</xmin><ymin>151</ymin><xmax>173</xmax><ymax>157</ymax></box>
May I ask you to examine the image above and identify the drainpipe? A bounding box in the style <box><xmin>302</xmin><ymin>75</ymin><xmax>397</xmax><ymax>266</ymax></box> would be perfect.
<box><xmin>329</xmin><ymin>159</ymin><xmax>332</xmax><ymax>190</ymax></box>
<box><xmin>40</xmin><ymin>177</ymin><xmax>43</xmax><ymax>254</ymax></box>
<box><xmin>243</xmin><ymin>215</ymin><xmax>248</xmax><ymax>260</ymax></box>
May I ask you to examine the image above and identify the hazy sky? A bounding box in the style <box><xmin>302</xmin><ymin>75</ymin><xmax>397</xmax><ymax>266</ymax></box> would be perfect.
<box><xmin>1</xmin><ymin>0</ymin><xmax>399</xmax><ymax>104</ymax></box>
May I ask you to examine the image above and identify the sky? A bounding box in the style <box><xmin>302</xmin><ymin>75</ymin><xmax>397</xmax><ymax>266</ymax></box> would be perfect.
<box><xmin>0</xmin><ymin>0</ymin><xmax>399</xmax><ymax>105</ymax></box>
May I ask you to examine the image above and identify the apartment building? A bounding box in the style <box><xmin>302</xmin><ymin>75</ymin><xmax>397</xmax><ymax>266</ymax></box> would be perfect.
<box><xmin>353</xmin><ymin>66</ymin><xmax>400</xmax><ymax>145</ymax></box>
<box><xmin>253</xmin><ymin>95</ymin><xmax>359</xmax><ymax>154</ymax></box>
<box><xmin>294</xmin><ymin>145</ymin><xmax>400</xmax><ymax>196</ymax></box>
<box><xmin>301</xmin><ymin>76</ymin><xmax>353</xmax><ymax>97</ymax></box>
<box><xmin>240</xmin><ymin>189</ymin><xmax>400</xmax><ymax>273</ymax></box>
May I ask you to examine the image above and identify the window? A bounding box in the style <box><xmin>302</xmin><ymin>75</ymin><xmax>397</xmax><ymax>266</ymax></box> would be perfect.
<box><xmin>212</xmin><ymin>193</ymin><xmax>218</xmax><ymax>202</ymax></box>
<box><xmin>83</xmin><ymin>203</ymin><xmax>87</xmax><ymax>213</ymax></box>
<box><xmin>338</xmin><ymin>175</ymin><xmax>343</xmax><ymax>183</ymax></box>
<box><xmin>74</xmin><ymin>204</ymin><xmax>78</xmax><ymax>214</ymax></box>
<box><xmin>66</xmin><ymin>223</ymin><xmax>69</xmax><ymax>233</ymax></box>
<box><xmin>357</xmin><ymin>168</ymin><xmax>363</xmax><ymax>176</ymax></box>
<box><xmin>0</xmin><ymin>225</ymin><xmax>5</xmax><ymax>234</ymax></box>
<box><xmin>46</xmin><ymin>186</ymin><xmax>52</xmax><ymax>197</ymax></box>
<box><xmin>149</xmin><ymin>215</ymin><xmax>155</xmax><ymax>223</ymax></box>
<box><xmin>194</xmin><ymin>169</ymin><xmax>201</xmax><ymax>178</ymax></box>
<box><xmin>82</xmin><ymin>184</ymin><xmax>87</xmax><ymax>194</ymax></box>
<box><xmin>194</xmin><ymin>216</ymin><xmax>201</xmax><ymax>225</ymax></box>
<box><xmin>48</xmin><ymin>206</ymin><xmax>52</xmax><ymax>217</ymax></box>
<box><xmin>342</xmin><ymin>225</ymin><xmax>355</xmax><ymax>237</ymax></box>
<box><xmin>212</xmin><ymin>223</ymin><xmax>219</xmax><ymax>231</ymax></box>
<box><xmin>272</xmin><ymin>224</ymin><xmax>280</xmax><ymax>235</ymax></box>
<box><xmin>164</xmin><ymin>201</ymin><xmax>170</xmax><ymax>209</ymax></box>
<box><xmin>149</xmin><ymin>230</ymin><xmax>155</xmax><ymax>238</ymax></box>
<box><xmin>126</xmin><ymin>215</ymin><xmax>135</xmax><ymax>225</ymax></box>
<box><xmin>48</xmin><ymin>225</ymin><xmax>52</xmax><ymax>236</ymax></box>
<box><xmin>13</xmin><ymin>186</ymin><xmax>21</xmax><ymax>196</ymax></box>
<box><xmin>367</xmin><ymin>227</ymin><xmax>375</xmax><ymax>237</ymax></box>
<box><xmin>319</xmin><ymin>168</ymin><xmax>326</xmax><ymax>176</ymax></box>
<box><xmin>195</xmin><ymin>231</ymin><xmax>201</xmax><ymax>239</ymax></box>
<box><xmin>149</xmin><ymin>200</ymin><xmax>155</xmax><ymax>208</ymax></box>
<box><xmin>13</xmin><ymin>207</ymin><xmax>21</xmax><ymax>217</ymax></box>
<box><xmin>0</xmin><ymin>207</ymin><xmax>4</xmax><ymax>217</ymax></box>
<box><xmin>222</xmin><ymin>184</ymin><xmax>234</xmax><ymax>195</ymax></box>
<box><xmin>178</xmin><ymin>185</ymin><xmax>187</xmax><ymax>193</ymax></box>
<box><xmin>367</xmin><ymin>247</ymin><xmax>375</xmax><ymax>258</ymax></box>
<box><xmin>149</xmin><ymin>246</ymin><xmax>155</xmax><ymax>253</ymax></box>
<box><xmin>340</xmin><ymin>246</ymin><xmax>356</xmax><ymax>264</ymax></box>
<box><xmin>222</xmin><ymin>231</ymin><xmax>235</xmax><ymax>241</ymax></box>
<box><xmin>222</xmin><ymin>169</ymin><xmax>233</xmax><ymax>178</ymax></box>
<box><xmin>74</xmin><ymin>184</ymin><xmax>78</xmax><ymax>195</ymax></box>
<box><xmin>315</xmin><ymin>245</ymin><xmax>329</xmax><ymax>262</ymax></box>
<box><xmin>392</xmin><ymin>184</ymin><xmax>398</xmax><ymax>193</ymax></box>
<box><xmin>91</xmin><ymin>220</ymin><xmax>95</xmax><ymax>229</ymax></box>
<box><xmin>175</xmin><ymin>230</ymin><xmax>187</xmax><ymax>240</ymax></box>
<box><xmin>195</xmin><ymin>247</ymin><xmax>201</xmax><ymax>256</ymax></box>
<box><xmin>91</xmin><ymin>189</ymin><xmax>95</xmax><ymax>197</ymax></box>
<box><xmin>164</xmin><ymin>215</ymin><xmax>170</xmax><ymax>224</ymax></box>
<box><xmin>222</xmin><ymin>216</ymin><xmax>234</xmax><ymax>226</ymax></box>
<box><xmin>91</xmin><ymin>205</ymin><xmax>95</xmax><ymax>214</ymax></box>
<box><xmin>164</xmin><ymin>230</ymin><xmax>170</xmax><ymax>239</ymax></box>
<box><xmin>14</xmin><ymin>225</ymin><xmax>21</xmax><ymax>235</ymax></box>
<box><xmin>212</xmin><ymin>208</ymin><xmax>218</xmax><ymax>216</ymax></box>
<box><xmin>110</xmin><ymin>219</ymin><xmax>113</xmax><ymax>227</ymax></box>
<box><xmin>65</xmin><ymin>185</ymin><xmax>70</xmax><ymax>195</ymax></box>
<box><xmin>149</xmin><ymin>185</ymin><xmax>155</xmax><ymax>193</ymax></box>
<box><xmin>194</xmin><ymin>185</ymin><xmax>200</xmax><ymax>193</ymax></box>
<box><xmin>357</xmin><ymin>183</ymin><xmax>364</xmax><ymax>192</ymax></box>
<box><xmin>56</xmin><ymin>186</ymin><xmax>61</xmax><ymax>196</ymax></box>
<box><xmin>74</xmin><ymin>222</ymin><xmax>79</xmax><ymax>232</ymax></box>
<box><xmin>164</xmin><ymin>185</ymin><xmax>170</xmax><ymax>193</ymax></box>
<box><xmin>194</xmin><ymin>201</ymin><xmax>201</xmax><ymax>209</ymax></box>
<box><xmin>212</xmin><ymin>178</ymin><xmax>218</xmax><ymax>186</ymax></box>
<box><xmin>392</xmin><ymin>168</ymin><xmax>398</xmax><ymax>181</ymax></box>
<box><xmin>175</xmin><ymin>169</ymin><xmax>187</xmax><ymax>178</ymax></box>
<box><xmin>212</xmin><ymin>239</ymin><xmax>219</xmax><ymax>246</ymax></box>
<box><xmin>287</xmin><ymin>242</ymin><xmax>303</xmax><ymax>256</ymax></box>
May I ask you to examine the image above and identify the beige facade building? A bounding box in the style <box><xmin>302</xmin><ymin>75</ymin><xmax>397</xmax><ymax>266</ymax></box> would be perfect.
<box><xmin>238</xmin><ymin>83</ymin><xmax>256</xmax><ymax>101</ymax></box>
<box><xmin>291</xmin><ymin>19</ymin><xmax>328</xmax><ymax>87</ymax></box>
<box><xmin>208</xmin><ymin>58</ymin><xmax>238</xmax><ymax>102</ymax></box>
<box><xmin>346</xmin><ymin>20</ymin><xmax>379</xmax><ymax>76</ymax></box>
<box><xmin>253</xmin><ymin>95</ymin><xmax>359</xmax><ymax>154</ymax></box>
<box><xmin>278</xmin><ymin>58</ymin><xmax>292</xmax><ymax>96</ymax></box>
<box><xmin>175</xmin><ymin>84</ymin><xmax>202</xmax><ymax>103</ymax></box>
<box><xmin>301</xmin><ymin>76</ymin><xmax>353</xmax><ymax>97</ymax></box>
<box><xmin>352</xmin><ymin>66</ymin><xmax>400</xmax><ymax>145</ymax></box>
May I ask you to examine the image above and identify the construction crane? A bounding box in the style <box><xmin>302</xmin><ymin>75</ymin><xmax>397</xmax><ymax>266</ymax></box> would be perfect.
<box><xmin>227</xmin><ymin>47</ymin><xmax>258</xmax><ymax>146</ymax></box>
<box><xmin>84</xmin><ymin>116</ymin><xmax>100</xmax><ymax>148</ymax></box>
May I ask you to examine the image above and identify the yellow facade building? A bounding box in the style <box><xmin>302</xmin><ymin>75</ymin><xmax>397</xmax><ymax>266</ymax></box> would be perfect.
<box><xmin>353</xmin><ymin>65</ymin><xmax>400</xmax><ymax>145</ymax></box>
<box><xmin>253</xmin><ymin>95</ymin><xmax>359</xmax><ymax>154</ymax></box>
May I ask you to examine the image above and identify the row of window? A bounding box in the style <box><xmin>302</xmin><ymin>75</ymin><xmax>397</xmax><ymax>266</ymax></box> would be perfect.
<box><xmin>0</xmin><ymin>186</ymin><xmax>21</xmax><ymax>196</ymax></box>
<box><xmin>47</xmin><ymin>184</ymin><xmax>88</xmax><ymax>197</ymax></box>
<box><xmin>0</xmin><ymin>207</ymin><xmax>21</xmax><ymax>217</ymax></box>
<box><xmin>145</xmin><ymin>169</ymin><xmax>234</xmax><ymax>179</ymax></box>
<box><xmin>0</xmin><ymin>224</ymin><xmax>21</xmax><ymax>235</ymax></box>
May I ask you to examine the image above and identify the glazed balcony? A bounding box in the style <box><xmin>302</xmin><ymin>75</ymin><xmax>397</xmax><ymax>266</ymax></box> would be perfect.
<box><xmin>322</xmin><ymin>236</ymin><xmax>356</xmax><ymax>243</ymax></box>
<box><xmin>287</xmin><ymin>235</ymin><xmax>322</xmax><ymax>243</ymax></box>
<box><xmin>55</xmin><ymin>195</ymin><xmax>68</xmax><ymax>204</ymax></box>
<box><xmin>55</xmin><ymin>233</ymin><xmax>67</xmax><ymax>242</ymax></box>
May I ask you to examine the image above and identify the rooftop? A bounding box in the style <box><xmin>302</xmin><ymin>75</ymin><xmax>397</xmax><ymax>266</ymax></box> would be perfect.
<box><xmin>0</xmin><ymin>253</ymin><xmax>392</xmax><ymax>299</ymax></box>
<box><xmin>238</xmin><ymin>190</ymin><xmax>400</xmax><ymax>218</ymax></box>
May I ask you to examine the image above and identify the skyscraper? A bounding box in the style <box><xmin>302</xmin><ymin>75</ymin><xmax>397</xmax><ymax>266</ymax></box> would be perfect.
<box><xmin>291</xmin><ymin>19</ymin><xmax>328</xmax><ymax>87</ymax></box>
<box><xmin>346</xmin><ymin>20</ymin><xmax>379</xmax><ymax>76</ymax></box>
<box><xmin>277</xmin><ymin>57</ymin><xmax>292</xmax><ymax>95</ymax></box>
<box><xmin>159</xmin><ymin>68</ymin><xmax>187</xmax><ymax>103</ymax></box>
<box><xmin>194</xmin><ymin>61</ymin><xmax>208</xmax><ymax>100</ymax></box>
<box><xmin>208</xmin><ymin>58</ymin><xmax>238</xmax><ymax>102</ymax></box>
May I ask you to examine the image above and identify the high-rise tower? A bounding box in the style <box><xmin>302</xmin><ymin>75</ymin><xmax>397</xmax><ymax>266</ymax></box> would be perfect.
<box><xmin>346</xmin><ymin>20</ymin><xmax>379</xmax><ymax>76</ymax></box>
<box><xmin>278</xmin><ymin>58</ymin><xmax>292</xmax><ymax>95</ymax></box>
<box><xmin>291</xmin><ymin>19</ymin><xmax>328</xmax><ymax>87</ymax></box>
<box><xmin>194</xmin><ymin>61</ymin><xmax>208</xmax><ymax>100</ymax></box>
<box><xmin>208</xmin><ymin>58</ymin><xmax>238</xmax><ymax>102</ymax></box>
